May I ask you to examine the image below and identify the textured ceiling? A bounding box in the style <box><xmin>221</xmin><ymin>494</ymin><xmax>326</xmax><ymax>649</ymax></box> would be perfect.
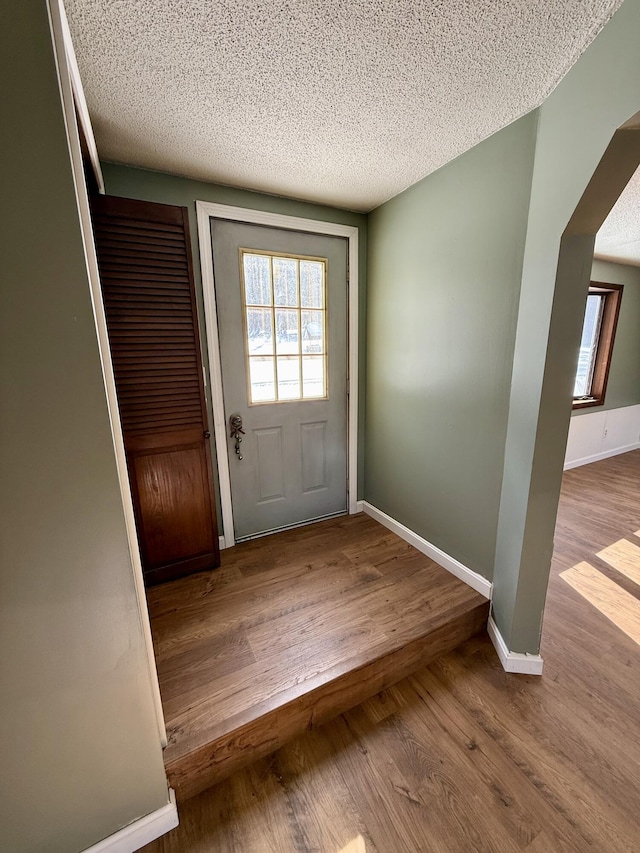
<box><xmin>595</xmin><ymin>166</ymin><xmax>640</xmax><ymax>266</ymax></box>
<box><xmin>65</xmin><ymin>0</ymin><xmax>623</xmax><ymax>212</ymax></box>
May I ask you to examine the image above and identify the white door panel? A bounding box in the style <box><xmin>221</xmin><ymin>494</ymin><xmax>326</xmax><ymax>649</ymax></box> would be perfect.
<box><xmin>211</xmin><ymin>220</ymin><xmax>348</xmax><ymax>540</ymax></box>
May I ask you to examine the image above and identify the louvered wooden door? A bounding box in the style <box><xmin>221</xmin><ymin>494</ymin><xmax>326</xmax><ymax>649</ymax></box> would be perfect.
<box><xmin>91</xmin><ymin>195</ymin><xmax>219</xmax><ymax>585</ymax></box>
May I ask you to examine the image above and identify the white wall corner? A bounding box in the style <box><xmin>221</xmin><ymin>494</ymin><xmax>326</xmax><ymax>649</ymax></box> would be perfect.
<box><xmin>360</xmin><ymin>501</ymin><xmax>492</xmax><ymax>599</ymax></box>
<box><xmin>487</xmin><ymin>615</ymin><xmax>544</xmax><ymax>676</ymax></box>
<box><xmin>565</xmin><ymin>404</ymin><xmax>640</xmax><ymax>469</ymax></box>
<box><xmin>82</xmin><ymin>790</ymin><xmax>178</xmax><ymax>853</ymax></box>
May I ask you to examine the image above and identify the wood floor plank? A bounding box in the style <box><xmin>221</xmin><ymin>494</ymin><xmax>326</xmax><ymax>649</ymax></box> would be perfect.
<box><xmin>272</xmin><ymin>731</ymin><xmax>380</xmax><ymax>853</ymax></box>
<box><xmin>325</xmin><ymin>712</ymin><xmax>439</xmax><ymax>853</ymax></box>
<box><xmin>161</xmin><ymin>758</ymin><xmax>307</xmax><ymax>853</ymax></box>
<box><xmin>560</xmin><ymin>561</ymin><xmax>640</xmax><ymax>645</ymax></box>
<box><xmin>537</xmin><ymin>622</ymin><xmax>640</xmax><ymax>730</ymax></box>
<box><xmin>245</xmin><ymin>604</ymin><xmax>386</xmax><ymax>663</ymax></box>
<box><xmin>164</xmin><ymin>603</ymin><xmax>488</xmax><ymax>799</ymax></box>
<box><xmin>155</xmin><ymin>629</ymin><xmax>256</xmax><ymax>708</ymax></box>
<box><xmin>151</xmin><ymin>551</ymin><xmax>393</xmax><ymax>655</ymax></box>
<box><xmin>143</xmin><ymin>451</ymin><xmax>640</xmax><ymax>853</ymax></box>
<box><xmin>161</xmin><ymin>565</ymin><xmax>478</xmax><ymax>730</ymax></box>
<box><xmin>430</xmin><ymin>643</ymin><xmax>640</xmax><ymax>851</ymax></box>
<box><xmin>341</xmin><ymin>696</ymin><xmax>506</xmax><ymax>853</ymax></box>
<box><xmin>405</xmin><ymin>669</ymin><xmax>592</xmax><ymax>852</ymax></box>
<box><xmin>597</xmin><ymin>537</ymin><xmax>640</xmax><ymax>587</ymax></box>
<box><xmin>359</xmin><ymin>688</ymin><xmax>402</xmax><ymax>725</ymax></box>
<box><xmin>227</xmin><ymin>762</ymin><xmax>307</xmax><ymax>853</ymax></box>
<box><xmin>163</xmin><ymin>612</ymin><xmax>387</xmax><ymax>729</ymax></box>
<box><xmin>147</xmin><ymin>563</ymin><xmax>244</xmax><ymax>619</ymax></box>
<box><xmin>151</xmin><ymin>513</ymin><xmax>488</xmax><ymax>797</ymax></box>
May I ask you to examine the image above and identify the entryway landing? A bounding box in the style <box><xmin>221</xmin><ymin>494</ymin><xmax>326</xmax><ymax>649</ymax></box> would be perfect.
<box><xmin>147</xmin><ymin>513</ymin><xmax>489</xmax><ymax>801</ymax></box>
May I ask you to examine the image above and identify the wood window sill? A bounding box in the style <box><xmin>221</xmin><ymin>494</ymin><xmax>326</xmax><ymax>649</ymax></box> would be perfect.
<box><xmin>572</xmin><ymin>397</ymin><xmax>604</xmax><ymax>410</ymax></box>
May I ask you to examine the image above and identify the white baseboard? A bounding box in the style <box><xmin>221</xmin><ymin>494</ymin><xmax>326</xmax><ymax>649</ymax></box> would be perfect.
<box><xmin>487</xmin><ymin>615</ymin><xmax>544</xmax><ymax>675</ymax></box>
<box><xmin>360</xmin><ymin>501</ymin><xmax>492</xmax><ymax>599</ymax></box>
<box><xmin>355</xmin><ymin>500</ymin><xmax>364</xmax><ymax>513</ymax></box>
<box><xmin>219</xmin><ymin>535</ymin><xmax>227</xmax><ymax>550</ymax></box>
<box><xmin>564</xmin><ymin>441</ymin><xmax>640</xmax><ymax>470</ymax></box>
<box><xmin>82</xmin><ymin>790</ymin><xmax>178</xmax><ymax>853</ymax></box>
<box><xmin>358</xmin><ymin>502</ymin><xmax>542</xmax><ymax>674</ymax></box>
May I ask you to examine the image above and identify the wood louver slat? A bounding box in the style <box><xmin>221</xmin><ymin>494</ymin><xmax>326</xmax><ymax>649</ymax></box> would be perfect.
<box><xmin>96</xmin><ymin>236</ymin><xmax>188</xmax><ymax>251</ymax></box>
<box><xmin>97</xmin><ymin>236</ymin><xmax>188</xmax><ymax>252</ymax></box>
<box><xmin>98</xmin><ymin>226</ymin><xmax>185</xmax><ymax>241</ymax></box>
<box><xmin>93</xmin><ymin>215</ymin><xmax>184</xmax><ymax>237</ymax></box>
<box><xmin>106</xmin><ymin>316</ymin><xmax>195</xmax><ymax>328</ymax></box>
<box><xmin>102</xmin><ymin>295</ymin><xmax>191</xmax><ymax>305</ymax></box>
<box><xmin>92</xmin><ymin>198</ymin><xmax>205</xmax><ymax>439</ymax></box>
<box><xmin>100</xmin><ymin>271</ymin><xmax>191</xmax><ymax>282</ymax></box>
<box><xmin>106</xmin><ymin>329</ymin><xmax>196</xmax><ymax>340</ymax></box>
<box><xmin>99</xmin><ymin>258</ymin><xmax>189</xmax><ymax>273</ymax></box>
<box><xmin>113</xmin><ymin>376</ymin><xmax>201</xmax><ymax>388</ymax></box>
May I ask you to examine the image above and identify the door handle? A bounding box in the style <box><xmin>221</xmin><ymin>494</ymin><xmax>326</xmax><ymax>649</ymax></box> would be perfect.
<box><xmin>229</xmin><ymin>413</ymin><xmax>245</xmax><ymax>460</ymax></box>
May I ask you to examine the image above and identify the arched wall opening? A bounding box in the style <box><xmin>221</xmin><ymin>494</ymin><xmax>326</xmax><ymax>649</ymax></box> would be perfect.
<box><xmin>493</xmin><ymin>107</ymin><xmax>640</xmax><ymax>660</ymax></box>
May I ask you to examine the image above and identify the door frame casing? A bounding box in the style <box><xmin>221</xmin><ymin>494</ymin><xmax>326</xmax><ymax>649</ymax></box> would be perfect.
<box><xmin>196</xmin><ymin>201</ymin><xmax>359</xmax><ymax>547</ymax></box>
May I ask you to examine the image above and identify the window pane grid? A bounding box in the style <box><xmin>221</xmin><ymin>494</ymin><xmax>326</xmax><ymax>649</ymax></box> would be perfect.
<box><xmin>242</xmin><ymin>251</ymin><xmax>327</xmax><ymax>404</ymax></box>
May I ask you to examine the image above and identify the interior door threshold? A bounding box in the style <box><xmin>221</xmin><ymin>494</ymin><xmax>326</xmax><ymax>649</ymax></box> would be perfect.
<box><xmin>234</xmin><ymin>510</ymin><xmax>348</xmax><ymax>544</ymax></box>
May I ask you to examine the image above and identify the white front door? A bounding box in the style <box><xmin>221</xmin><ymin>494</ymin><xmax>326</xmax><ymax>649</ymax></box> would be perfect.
<box><xmin>211</xmin><ymin>219</ymin><xmax>348</xmax><ymax>541</ymax></box>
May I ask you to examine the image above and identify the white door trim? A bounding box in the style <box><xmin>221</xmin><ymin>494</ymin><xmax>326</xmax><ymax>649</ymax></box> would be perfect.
<box><xmin>56</xmin><ymin>0</ymin><xmax>104</xmax><ymax>194</ymax></box>
<box><xmin>196</xmin><ymin>201</ymin><xmax>359</xmax><ymax>547</ymax></box>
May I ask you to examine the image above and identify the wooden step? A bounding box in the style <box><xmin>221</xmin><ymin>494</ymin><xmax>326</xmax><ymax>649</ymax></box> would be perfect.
<box><xmin>147</xmin><ymin>514</ymin><xmax>489</xmax><ymax>801</ymax></box>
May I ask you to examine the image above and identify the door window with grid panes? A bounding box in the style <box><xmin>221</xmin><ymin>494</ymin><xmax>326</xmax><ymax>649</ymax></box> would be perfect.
<box><xmin>241</xmin><ymin>250</ymin><xmax>327</xmax><ymax>404</ymax></box>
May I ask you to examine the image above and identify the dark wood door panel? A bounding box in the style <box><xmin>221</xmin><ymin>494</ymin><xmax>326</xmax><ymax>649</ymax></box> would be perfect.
<box><xmin>92</xmin><ymin>194</ymin><xmax>219</xmax><ymax>584</ymax></box>
<box><xmin>133</xmin><ymin>445</ymin><xmax>215</xmax><ymax>571</ymax></box>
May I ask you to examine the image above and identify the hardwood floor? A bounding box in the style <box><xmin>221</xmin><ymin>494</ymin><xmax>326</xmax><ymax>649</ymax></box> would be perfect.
<box><xmin>144</xmin><ymin>451</ymin><xmax>640</xmax><ymax>852</ymax></box>
<box><xmin>147</xmin><ymin>513</ymin><xmax>488</xmax><ymax>800</ymax></box>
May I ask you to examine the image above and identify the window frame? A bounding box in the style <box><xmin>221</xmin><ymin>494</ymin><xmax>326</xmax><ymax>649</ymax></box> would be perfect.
<box><xmin>239</xmin><ymin>247</ymin><xmax>329</xmax><ymax>406</ymax></box>
<box><xmin>572</xmin><ymin>281</ymin><xmax>623</xmax><ymax>410</ymax></box>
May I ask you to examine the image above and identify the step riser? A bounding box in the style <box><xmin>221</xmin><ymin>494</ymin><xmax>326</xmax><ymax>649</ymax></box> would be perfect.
<box><xmin>167</xmin><ymin>603</ymin><xmax>488</xmax><ymax>800</ymax></box>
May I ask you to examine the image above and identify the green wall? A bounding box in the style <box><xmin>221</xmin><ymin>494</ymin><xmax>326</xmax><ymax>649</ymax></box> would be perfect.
<box><xmin>0</xmin><ymin>4</ymin><xmax>168</xmax><ymax>851</ymax></box>
<box><xmin>102</xmin><ymin>164</ymin><xmax>368</xmax><ymax>513</ymax></box>
<box><xmin>366</xmin><ymin>0</ymin><xmax>640</xmax><ymax>655</ymax></box>
<box><xmin>571</xmin><ymin>259</ymin><xmax>640</xmax><ymax>416</ymax></box>
<box><xmin>493</xmin><ymin>0</ymin><xmax>640</xmax><ymax>653</ymax></box>
<box><xmin>365</xmin><ymin>112</ymin><xmax>538</xmax><ymax>579</ymax></box>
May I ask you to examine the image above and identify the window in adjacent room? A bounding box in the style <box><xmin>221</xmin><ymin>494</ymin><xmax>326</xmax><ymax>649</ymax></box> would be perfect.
<box><xmin>573</xmin><ymin>282</ymin><xmax>623</xmax><ymax>408</ymax></box>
